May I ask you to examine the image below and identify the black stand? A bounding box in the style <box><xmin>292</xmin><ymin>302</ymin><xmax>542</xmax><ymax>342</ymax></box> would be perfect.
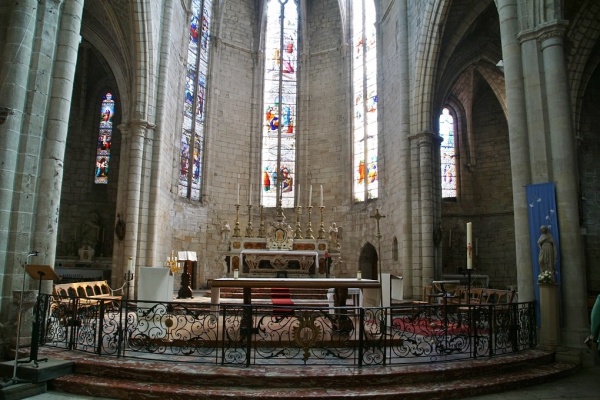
<box><xmin>177</xmin><ymin>261</ymin><xmax>194</xmax><ymax>299</ymax></box>
<box><xmin>22</xmin><ymin>265</ymin><xmax>58</xmax><ymax>367</ymax></box>
<box><xmin>467</xmin><ymin>268</ymin><xmax>472</xmax><ymax>304</ymax></box>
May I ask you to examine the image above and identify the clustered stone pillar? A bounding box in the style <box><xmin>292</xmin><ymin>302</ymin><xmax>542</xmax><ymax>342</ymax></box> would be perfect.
<box><xmin>539</xmin><ymin>25</ymin><xmax>589</xmax><ymax>349</ymax></box>
<box><xmin>496</xmin><ymin>0</ymin><xmax>534</xmax><ymax>302</ymax></box>
<box><xmin>0</xmin><ymin>0</ymin><xmax>38</xmax><ymax>267</ymax></box>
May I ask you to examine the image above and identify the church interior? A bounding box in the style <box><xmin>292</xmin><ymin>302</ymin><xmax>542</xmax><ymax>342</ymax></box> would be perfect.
<box><xmin>1</xmin><ymin>0</ymin><xmax>600</xmax><ymax>397</ymax></box>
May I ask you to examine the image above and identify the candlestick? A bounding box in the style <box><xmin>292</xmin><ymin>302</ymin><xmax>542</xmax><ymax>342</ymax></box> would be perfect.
<box><xmin>294</xmin><ymin>206</ymin><xmax>303</xmax><ymax>239</ymax></box>
<box><xmin>317</xmin><ymin>206</ymin><xmax>325</xmax><ymax>239</ymax></box>
<box><xmin>258</xmin><ymin>205</ymin><xmax>266</xmax><ymax>238</ymax></box>
<box><xmin>466</xmin><ymin>222</ymin><xmax>473</xmax><ymax>269</ymax></box>
<box><xmin>305</xmin><ymin>206</ymin><xmax>314</xmax><ymax>239</ymax></box>
<box><xmin>233</xmin><ymin>204</ymin><xmax>241</xmax><ymax>237</ymax></box>
<box><xmin>320</xmin><ymin>185</ymin><xmax>323</xmax><ymax>207</ymax></box>
<box><xmin>245</xmin><ymin>204</ymin><xmax>254</xmax><ymax>237</ymax></box>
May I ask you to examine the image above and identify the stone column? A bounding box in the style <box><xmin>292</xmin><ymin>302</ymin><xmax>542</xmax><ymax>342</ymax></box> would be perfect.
<box><xmin>416</xmin><ymin>132</ymin><xmax>435</xmax><ymax>289</ymax></box>
<box><xmin>539</xmin><ymin>24</ymin><xmax>588</xmax><ymax>349</ymax></box>
<box><xmin>122</xmin><ymin>121</ymin><xmax>151</xmax><ymax>298</ymax></box>
<box><xmin>0</xmin><ymin>0</ymin><xmax>38</xmax><ymax>267</ymax></box>
<box><xmin>496</xmin><ymin>0</ymin><xmax>534</xmax><ymax>301</ymax></box>
<box><xmin>397</xmin><ymin>0</ymin><xmax>413</xmax><ymax>299</ymax></box>
<box><xmin>33</xmin><ymin>0</ymin><xmax>84</xmax><ymax>275</ymax></box>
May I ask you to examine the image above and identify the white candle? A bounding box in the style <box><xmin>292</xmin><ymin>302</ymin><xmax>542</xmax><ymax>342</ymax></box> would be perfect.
<box><xmin>127</xmin><ymin>257</ymin><xmax>133</xmax><ymax>273</ymax></box>
<box><xmin>297</xmin><ymin>184</ymin><xmax>300</xmax><ymax>206</ymax></box>
<box><xmin>237</xmin><ymin>183</ymin><xmax>240</xmax><ymax>204</ymax></box>
<box><xmin>309</xmin><ymin>185</ymin><xmax>312</xmax><ymax>207</ymax></box>
<box><xmin>466</xmin><ymin>222</ymin><xmax>473</xmax><ymax>269</ymax></box>
<box><xmin>357</xmin><ymin>270</ymin><xmax>362</xmax><ymax>280</ymax></box>
<box><xmin>320</xmin><ymin>185</ymin><xmax>323</xmax><ymax>207</ymax></box>
<box><xmin>249</xmin><ymin>184</ymin><xmax>253</xmax><ymax>205</ymax></box>
<box><xmin>233</xmin><ymin>269</ymin><xmax>239</xmax><ymax>279</ymax></box>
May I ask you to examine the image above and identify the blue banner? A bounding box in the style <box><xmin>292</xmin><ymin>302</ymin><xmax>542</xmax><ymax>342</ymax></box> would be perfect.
<box><xmin>525</xmin><ymin>182</ymin><xmax>561</xmax><ymax>325</ymax></box>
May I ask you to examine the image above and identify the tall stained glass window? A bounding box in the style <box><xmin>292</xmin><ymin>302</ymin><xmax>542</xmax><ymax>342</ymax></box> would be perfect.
<box><xmin>440</xmin><ymin>108</ymin><xmax>456</xmax><ymax>198</ymax></box>
<box><xmin>178</xmin><ymin>0</ymin><xmax>212</xmax><ymax>200</ymax></box>
<box><xmin>352</xmin><ymin>0</ymin><xmax>378</xmax><ymax>202</ymax></box>
<box><xmin>94</xmin><ymin>92</ymin><xmax>114</xmax><ymax>184</ymax></box>
<box><xmin>261</xmin><ymin>0</ymin><xmax>298</xmax><ymax>208</ymax></box>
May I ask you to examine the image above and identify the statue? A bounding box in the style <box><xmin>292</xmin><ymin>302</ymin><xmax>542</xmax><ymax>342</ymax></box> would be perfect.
<box><xmin>537</xmin><ymin>225</ymin><xmax>557</xmax><ymax>275</ymax></box>
<box><xmin>221</xmin><ymin>220</ymin><xmax>231</xmax><ymax>243</ymax></box>
<box><xmin>328</xmin><ymin>222</ymin><xmax>341</xmax><ymax>251</ymax></box>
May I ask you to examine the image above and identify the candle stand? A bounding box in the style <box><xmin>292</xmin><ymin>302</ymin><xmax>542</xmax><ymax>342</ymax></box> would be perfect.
<box><xmin>294</xmin><ymin>206</ymin><xmax>303</xmax><ymax>239</ymax></box>
<box><xmin>318</xmin><ymin>206</ymin><xmax>325</xmax><ymax>239</ymax></box>
<box><xmin>233</xmin><ymin>204</ymin><xmax>241</xmax><ymax>237</ymax></box>
<box><xmin>258</xmin><ymin>205</ymin><xmax>266</xmax><ymax>238</ymax></box>
<box><xmin>305</xmin><ymin>206</ymin><xmax>315</xmax><ymax>239</ymax></box>
<box><xmin>245</xmin><ymin>204</ymin><xmax>254</xmax><ymax>237</ymax></box>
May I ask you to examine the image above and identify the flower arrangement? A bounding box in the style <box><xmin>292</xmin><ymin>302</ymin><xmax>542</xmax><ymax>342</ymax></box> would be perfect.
<box><xmin>537</xmin><ymin>269</ymin><xmax>556</xmax><ymax>284</ymax></box>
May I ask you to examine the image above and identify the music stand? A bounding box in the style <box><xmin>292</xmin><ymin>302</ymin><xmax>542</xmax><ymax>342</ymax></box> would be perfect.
<box><xmin>21</xmin><ymin>265</ymin><xmax>57</xmax><ymax>367</ymax></box>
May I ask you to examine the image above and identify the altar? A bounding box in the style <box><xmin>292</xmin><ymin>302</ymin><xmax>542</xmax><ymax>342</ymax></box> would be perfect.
<box><xmin>222</xmin><ymin>205</ymin><xmax>340</xmax><ymax>279</ymax></box>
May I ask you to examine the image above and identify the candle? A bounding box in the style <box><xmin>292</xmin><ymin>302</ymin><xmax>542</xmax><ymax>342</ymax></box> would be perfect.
<box><xmin>297</xmin><ymin>184</ymin><xmax>300</xmax><ymax>206</ymax></box>
<box><xmin>320</xmin><ymin>185</ymin><xmax>323</xmax><ymax>207</ymax></box>
<box><xmin>357</xmin><ymin>270</ymin><xmax>362</xmax><ymax>280</ymax></box>
<box><xmin>233</xmin><ymin>269</ymin><xmax>239</xmax><ymax>279</ymax></box>
<box><xmin>127</xmin><ymin>257</ymin><xmax>133</xmax><ymax>273</ymax></box>
<box><xmin>476</xmin><ymin>238</ymin><xmax>478</xmax><ymax>257</ymax></box>
<box><xmin>237</xmin><ymin>183</ymin><xmax>240</xmax><ymax>204</ymax></box>
<box><xmin>249</xmin><ymin>184</ymin><xmax>253</xmax><ymax>206</ymax></box>
<box><xmin>466</xmin><ymin>222</ymin><xmax>472</xmax><ymax>269</ymax></box>
<box><xmin>309</xmin><ymin>185</ymin><xmax>312</xmax><ymax>207</ymax></box>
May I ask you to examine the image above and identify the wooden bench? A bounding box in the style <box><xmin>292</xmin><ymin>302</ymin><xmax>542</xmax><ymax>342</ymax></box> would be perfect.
<box><xmin>53</xmin><ymin>280</ymin><xmax>126</xmax><ymax>307</ymax></box>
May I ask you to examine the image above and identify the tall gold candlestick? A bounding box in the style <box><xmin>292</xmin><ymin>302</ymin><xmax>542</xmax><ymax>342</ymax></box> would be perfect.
<box><xmin>305</xmin><ymin>206</ymin><xmax>315</xmax><ymax>239</ymax></box>
<box><xmin>258</xmin><ymin>205</ymin><xmax>265</xmax><ymax>238</ymax></box>
<box><xmin>245</xmin><ymin>204</ymin><xmax>254</xmax><ymax>237</ymax></box>
<box><xmin>318</xmin><ymin>206</ymin><xmax>325</xmax><ymax>239</ymax></box>
<box><xmin>233</xmin><ymin>204</ymin><xmax>241</xmax><ymax>237</ymax></box>
<box><xmin>294</xmin><ymin>206</ymin><xmax>303</xmax><ymax>239</ymax></box>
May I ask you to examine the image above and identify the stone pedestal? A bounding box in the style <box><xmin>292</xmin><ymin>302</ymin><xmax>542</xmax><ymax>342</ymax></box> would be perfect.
<box><xmin>10</xmin><ymin>290</ymin><xmax>39</xmax><ymax>347</ymax></box>
<box><xmin>539</xmin><ymin>283</ymin><xmax>560</xmax><ymax>349</ymax></box>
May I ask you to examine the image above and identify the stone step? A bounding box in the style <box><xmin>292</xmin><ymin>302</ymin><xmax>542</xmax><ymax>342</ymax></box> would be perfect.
<box><xmin>44</xmin><ymin>349</ymin><xmax>577</xmax><ymax>400</ymax></box>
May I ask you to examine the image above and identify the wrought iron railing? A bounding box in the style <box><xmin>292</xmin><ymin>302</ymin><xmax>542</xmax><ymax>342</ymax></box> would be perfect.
<box><xmin>39</xmin><ymin>294</ymin><xmax>536</xmax><ymax>366</ymax></box>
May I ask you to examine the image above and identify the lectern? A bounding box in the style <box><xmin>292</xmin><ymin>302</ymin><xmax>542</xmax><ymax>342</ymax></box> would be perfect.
<box><xmin>23</xmin><ymin>265</ymin><xmax>58</xmax><ymax>366</ymax></box>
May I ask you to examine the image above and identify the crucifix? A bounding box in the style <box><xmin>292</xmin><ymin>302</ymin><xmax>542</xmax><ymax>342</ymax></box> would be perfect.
<box><xmin>370</xmin><ymin>208</ymin><xmax>386</xmax><ymax>307</ymax></box>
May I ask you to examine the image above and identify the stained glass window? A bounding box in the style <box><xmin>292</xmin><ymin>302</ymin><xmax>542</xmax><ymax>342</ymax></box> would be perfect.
<box><xmin>352</xmin><ymin>0</ymin><xmax>378</xmax><ymax>202</ymax></box>
<box><xmin>178</xmin><ymin>0</ymin><xmax>212</xmax><ymax>200</ymax></box>
<box><xmin>94</xmin><ymin>92</ymin><xmax>114</xmax><ymax>184</ymax></box>
<box><xmin>440</xmin><ymin>108</ymin><xmax>456</xmax><ymax>198</ymax></box>
<box><xmin>261</xmin><ymin>0</ymin><xmax>298</xmax><ymax>208</ymax></box>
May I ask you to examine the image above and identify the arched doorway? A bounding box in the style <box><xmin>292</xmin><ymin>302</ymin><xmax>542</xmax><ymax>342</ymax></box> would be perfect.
<box><xmin>358</xmin><ymin>243</ymin><xmax>378</xmax><ymax>280</ymax></box>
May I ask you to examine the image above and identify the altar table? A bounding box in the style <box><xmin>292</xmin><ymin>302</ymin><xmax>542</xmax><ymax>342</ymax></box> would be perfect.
<box><xmin>210</xmin><ymin>278</ymin><xmax>380</xmax><ymax>307</ymax></box>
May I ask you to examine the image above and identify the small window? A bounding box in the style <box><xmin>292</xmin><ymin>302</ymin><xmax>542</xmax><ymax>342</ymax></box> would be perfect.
<box><xmin>94</xmin><ymin>92</ymin><xmax>114</xmax><ymax>184</ymax></box>
<box><xmin>440</xmin><ymin>108</ymin><xmax>456</xmax><ymax>198</ymax></box>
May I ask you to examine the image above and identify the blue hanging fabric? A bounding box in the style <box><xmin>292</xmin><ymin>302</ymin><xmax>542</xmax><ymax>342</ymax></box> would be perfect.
<box><xmin>525</xmin><ymin>182</ymin><xmax>561</xmax><ymax>326</ymax></box>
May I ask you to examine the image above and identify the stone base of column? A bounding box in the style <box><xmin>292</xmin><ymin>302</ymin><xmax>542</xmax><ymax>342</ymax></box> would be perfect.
<box><xmin>539</xmin><ymin>283</ymin><xmax>560</xmax><ymax>349</ymax></box>
<box><xmin>9</xmin><ymin>290</ymin><xmax>38</xmax><ymax>348</ymax></box>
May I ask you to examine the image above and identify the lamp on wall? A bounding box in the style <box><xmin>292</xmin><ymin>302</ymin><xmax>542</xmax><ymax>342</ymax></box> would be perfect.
<box><xmin>0</xmin><ymin>107</ymin><xmax>15</xmax><ymax>125</ymax></box>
